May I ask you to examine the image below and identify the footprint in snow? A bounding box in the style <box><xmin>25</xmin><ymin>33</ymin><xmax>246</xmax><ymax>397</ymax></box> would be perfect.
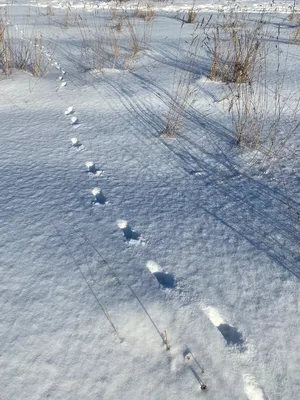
<box><xmin>71</xmin><ymin>116</ymin><xmax>79</xmax><ymax>126</ymax></box>
<box><xmin>92</xmin><ymin>187</ymin><xmax>106</xmax><ymax>205</ymax></box>
<box><xmin>85</xmin><ymin>161</ymin><xmax>103</xmax><ymax>177</ymax></box>
<box><xmin>146</xmin><ymin>260</ymin><xmax>175</xmax><ymax>288</ymax></box>
<box><xmin>117</xmin><ymin>220</ymin><xmax>145</xmax><ymax>246</ymax></box>
<box><xmin>201</xmin><ymin>305</ymin><xmax>245</xmax><ymax>350</ymax></box>
<box><xmin>71</xmin><ymin>137</ymin><xmax>83</xmax><ymax>150</ymax></box>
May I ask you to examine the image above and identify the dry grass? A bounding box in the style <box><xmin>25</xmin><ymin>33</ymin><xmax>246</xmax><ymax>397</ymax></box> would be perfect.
<box><xmin>290</xmin><ymin>15</ymin><xmax>300</xmax><ymax>44</ymax></box>
<box><xmin>162</xmin><ymin>71</ymin><xmax>194</xmax><ymax>137</ymax></box>
<box><xmin>127</xmin><ymin>17</ymin><xmax>141</xmax><ymax>56</ymax></box>
<box><xmin>77</xmin><ymin>10</ymin><xmax>153</xmax><ymax>72</ymax></box>
<box><xmin>46</xmin><ymin>5</ymin><xmax>54</xmax><ymax>17</ymax></box>
<box><xmin>0</xmin><ymin>17</ymin><xmax>51</xmax><ymax>76</ymax></box>
<box><xmin>221</xmin><ymin>14</ymin><xmax>300</xmax><ymax>153</ymax></box>
<box><xmin>162</xmin><ymin>27</ymin><xmax>199</xmax><ymax>137</ymax></box>
<box><xmin>208</xmin><ymin>18</ymin><xmax>264</xmax><ymax>84</ymax></box>
<box><xmin>186</xmin><ymin>7</ymin><xmax>197</xmax><ymax>24</ymax></box>
<box><xmin>133</xmin><ymin>4</ymin><xmax>155</xmax><ymax>22</ymax></box>
<box><xmin>228</xmin><ymin>83</ymin><xmax>264</xmax><ymax>147</ymax></box>
<box><xmin>15</xmin><ymin>36</ymin><xmax>50</xmax><ymax>76</ymax></box>
<box><xmin>0</xmin><ymin>19</ymin><xmax>10</xmax><ymax>74</ymax></box>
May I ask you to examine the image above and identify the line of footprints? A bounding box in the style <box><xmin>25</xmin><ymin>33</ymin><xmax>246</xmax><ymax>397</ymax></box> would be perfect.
<box><xmin>4</xmin><ymin>13</ymin><xmax>222</xmax><ymax>396</ymax></box>
<box><xmin>57</xmin><ymin>56</ymin><xmax>265</xmax><ymax>399</ymax></box>
<box><xmin>64</xmin><ymin>102</ymin><xmax>149</xmax><ymax>246</ymax></box>
<box><xmin>61</xmin><ymin>97</ymin><xmax>210</xmax><ymax>391</ymax></box>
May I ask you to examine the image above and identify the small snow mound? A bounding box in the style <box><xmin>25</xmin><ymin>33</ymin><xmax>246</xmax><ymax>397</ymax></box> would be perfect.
<box><xmin>196</xmin><ymin>75</ymin><xmax>223</xmax><ymax>85</ymax></box>
<box><xmin>65</xmin><ymin>106</ymin><xmax>74</xmax><ymax>115</ymax></box>
<box><xmin>86</xmin><ymin>161</ymin><xmax>95</xmax><ymax>171</ymax></box>
<box><xmin>92</xmin><ymin>187</ymin><xmax>101</xmax><ymax>197</ymax></box>
<box><xmin>117</xmin><ymin>219</ymin><xmax>128</xmax><ymax>229</ymax></box>
<box><xmin>71</xmin><ymin>137</ymin><xmax>79</xmax><ymax>146</ymax></box>
<box><xmin>61</xmin><ymin>81</ymin><xmax>67</xmax><ymax>87</ymax></box>
<box><xmin>201</xmin><ymin>305</ymin><xmax>225</xmax><ymax>326</ymax></box>
<box><xmin>102</xmin><ymin>68</ymin><xmax>122</xmax><ymax>75</ymax></box>
<box><xmin>184</xmin><ymin>352</ymin><xmax>192</xmax><ymax>362</ymax></box>
<box><xmin>146</xmin><ymin>260</ymin><xmax>162</xmax><ymax>273</ymax></box>
<box><xmin>243</xmin><ymin>374</ymin><xmax>266</xmax><ymax>400</ymax></box>
<box><xmin>197</xmin><ymin>76</ymin><xmax>211</xmax><ymax>84</ymax></box>
<box><xmin>71</xmin><ymin>116</ymin><xmax>78</xmax><ymax>125</ymax></box>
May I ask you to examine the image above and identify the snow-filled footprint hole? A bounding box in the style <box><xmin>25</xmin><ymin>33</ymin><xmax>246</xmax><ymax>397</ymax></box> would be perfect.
<box><xmin>146</xmin><ymin>260</ymin><xmax>175</xmax><ymax>289</ymax></box>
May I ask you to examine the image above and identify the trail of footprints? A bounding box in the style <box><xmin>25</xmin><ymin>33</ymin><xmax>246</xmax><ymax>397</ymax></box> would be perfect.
<box><xmin>58</xmin><ymin>69</ymin><xmax>211</xmax><ymax>392</ymax></box>
<box><xmin>61</xmin><ymin>85</ymin><xmax>264</xmax><ymax>396</ymax></box>
<box><xmin>1</xmin><ymin>19</ymin><xmax>264</xmax><ymax>393</ymax></box>
<box><xmin>31</xmin><ymin>30</ymin><xmax>265</xmax><ymax>398</ymax></box>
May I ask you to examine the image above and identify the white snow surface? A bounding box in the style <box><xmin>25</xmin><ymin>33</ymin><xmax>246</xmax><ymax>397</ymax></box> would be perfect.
<box><xmin>0</xmin><ymin>1</ymin><xmax>300</xmax><ymax>400</ymax></box>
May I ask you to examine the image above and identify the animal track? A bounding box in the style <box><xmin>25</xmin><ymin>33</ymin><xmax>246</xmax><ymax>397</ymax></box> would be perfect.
<box><xmin>92</xmin><ymin>187</ymin><xmax>106</xmax><ymax>205</ymax></box>
<box><xmin>117</xmin><ymin>220</ymin><xmax>145</xmax><ymax>245</ymax></box>
<box><xmin>146</xmin><ymin>261</ymin><xmax>175</xmax><ymax>288</ymax></box>
<box><xmin>71</xmin><ymin>137</ymin><xmax>81</xmax><ymax>148</ymax></box>
<box><xmin>201</xmin><ymin>305</ymin><xmax>245</xmax><ymax>348</ymax></box>
<box><xmin>85</xmin><ymin>162</ymin><xmax>103</xmax><ymax>176</ymax></box>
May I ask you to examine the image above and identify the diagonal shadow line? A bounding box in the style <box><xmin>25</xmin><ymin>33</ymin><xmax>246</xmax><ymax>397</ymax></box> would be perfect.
<box><xmin>201</xmin><ymin>204</ymin><xmax>300</xmax><ymax>279</ymax></box>
<box><xmin>72</xmin><ymin>53</ymin><xmax>300</xmax><ymax>278</ymax></box>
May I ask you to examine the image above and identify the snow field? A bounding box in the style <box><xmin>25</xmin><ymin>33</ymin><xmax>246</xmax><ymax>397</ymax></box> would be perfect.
<box><xmin>1</xmin><ymin>1</ymin><xmax>300</xmax><ymax>399</ymax></box>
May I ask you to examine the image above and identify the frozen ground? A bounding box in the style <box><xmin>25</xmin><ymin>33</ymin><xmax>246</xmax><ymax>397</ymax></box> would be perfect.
<box><xmin>0</xmin><ymin>1</ymin><xmax>300</xmax><ymax>399</ymax></box>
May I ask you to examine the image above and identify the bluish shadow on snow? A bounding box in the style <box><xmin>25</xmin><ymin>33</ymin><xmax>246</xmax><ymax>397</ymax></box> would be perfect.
<box><xmin>83</xmin><ymin>33</ymin><xmax>300</xmax><ymax>281</ymax></box>
<box><xmin>122</xmin><ymin>224</ymin><xmax>140</xmax><ymax>241</ymax></box>
<box><xmin>147</xmin><ymin>42</ymin><xmax>211</xmax><ymax>76</ymax></box>
<box><xmin>93</xmin><ymin>192</ymin><xmax>106</xmax><ymax>205</ymax></box>
<box><xmin>154</xmin><ymin>271</ymin><xmax>175</xmax><ymax>288</ymax></box>
<box><xmin>217</xmin><ymin>323</ymin><xmax>245</xmax><ymax>347</ymax></box>
<box><xmin>87</xmin><ymin>164</ymin><xmax>97</xmax><ymax>174</ymax></box>
<box><xmin>161</xmin><ymin>127</ymin><xmax>300</xmax><ymax>280</ymax></box>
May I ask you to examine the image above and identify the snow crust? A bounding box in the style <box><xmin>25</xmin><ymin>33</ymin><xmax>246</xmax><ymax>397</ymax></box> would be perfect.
<box><xmin>0</xmin><ymin>1</ymin><xmax>300</xmax><ymax>399</ymax></box>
